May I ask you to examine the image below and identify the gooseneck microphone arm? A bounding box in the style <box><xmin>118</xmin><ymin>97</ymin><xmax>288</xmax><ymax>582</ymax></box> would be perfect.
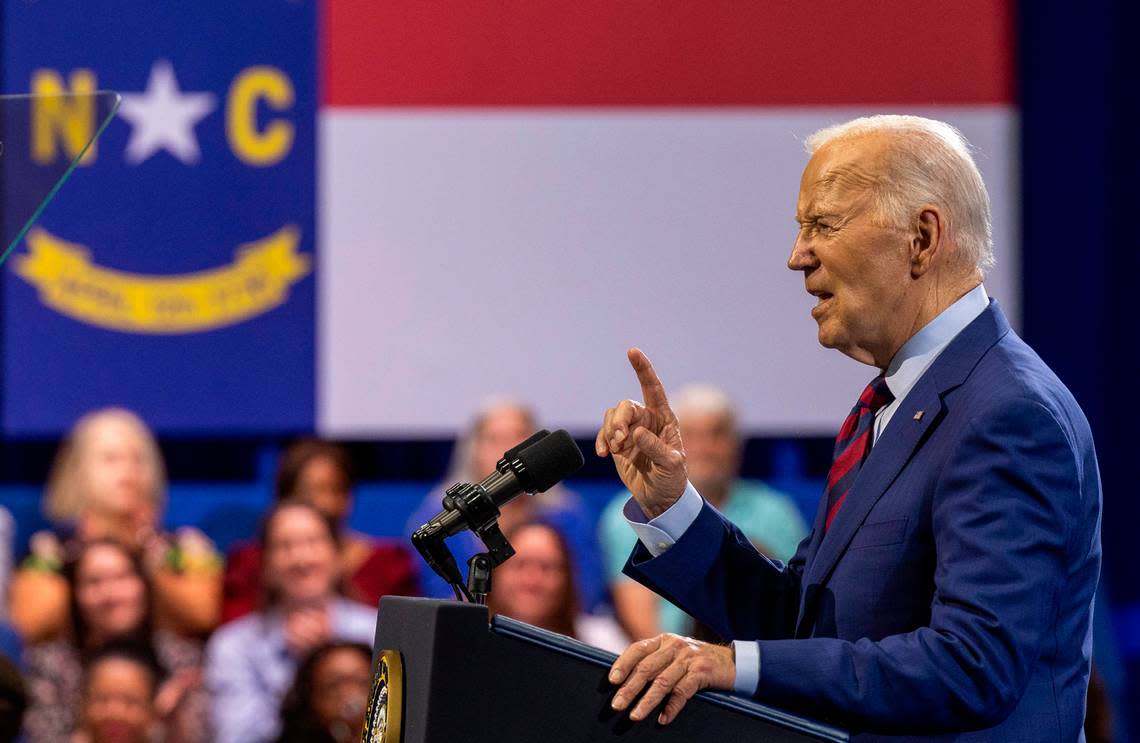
<box><xmin>410</xmin><ymin>519</ymin><xmax>470</xmax><ymax>602</ymax></box>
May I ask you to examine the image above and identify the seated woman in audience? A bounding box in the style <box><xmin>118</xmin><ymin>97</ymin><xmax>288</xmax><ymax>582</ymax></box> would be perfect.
<box><xmin>406</xmin><ymin>400</ymin><xmax>606</xmax><ymax>609</ymax></box>
<box><xmin>9</xmin><ymin>408</ymin><xmax>222</xmax><ymax>642</ymax></box>
<box><xmin>206</xmin><ymin>500</ymin><xmax>377</xmax><ymax>743</ymax></box>
<box><xmin>223</xmin><ymin>439</ymin><xmax>418</xmax><ymax>622</ymax></box>
<box><xmin>276</xmin><ymin>641</ymin><xmax>372</xmax><ymax>743</ymax></box>
<box><xmin>487</xmin><ymin>520</ymin><xmax>627</xmax><ymax>654</ymax></box>
<box><xmin>22</xmin><ymin>539</ymin><xmax>208</xmax><ymax>743</ymax></box>
<box><xmin>73</xmin><ymin>640</ymin><xmax>163</xmax><ymax>743</ymax></box>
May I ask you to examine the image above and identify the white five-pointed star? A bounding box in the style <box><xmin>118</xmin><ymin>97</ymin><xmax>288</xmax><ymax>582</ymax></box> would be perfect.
<box><xmin>118</xmin><ymin>60</ymin><xmax>216</xmax><ymax>165</ymax></box>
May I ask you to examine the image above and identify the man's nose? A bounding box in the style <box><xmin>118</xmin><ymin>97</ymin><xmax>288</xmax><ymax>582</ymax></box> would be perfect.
<box><xmin>787</xmin><ymin>235</ymin><xmax>815</xmax><ymax>271</ymax></box>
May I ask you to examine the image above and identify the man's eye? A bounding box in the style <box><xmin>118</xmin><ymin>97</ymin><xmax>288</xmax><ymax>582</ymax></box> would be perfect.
<box><xmin>814</xmin><ymin>221</ymin><xmax>833</xmax><ymax>233</ymax></box>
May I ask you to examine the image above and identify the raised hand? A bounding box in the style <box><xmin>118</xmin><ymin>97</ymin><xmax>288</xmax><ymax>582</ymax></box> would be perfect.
<box><xmin>283</xmin><ymin>606</ymin><xmax>331</xmax><ymax>658</ymax></box>
<box><xmin>595</xmin><ymin>348</ymin><xmax>688</xmax><ymax>518</ymax></box>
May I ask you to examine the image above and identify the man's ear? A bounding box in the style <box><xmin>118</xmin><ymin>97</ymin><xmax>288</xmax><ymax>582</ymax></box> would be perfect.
<box><xmin>910</xmin><ymin>206</ymin><xmax>943</xmax><ymax>278</ymax></box>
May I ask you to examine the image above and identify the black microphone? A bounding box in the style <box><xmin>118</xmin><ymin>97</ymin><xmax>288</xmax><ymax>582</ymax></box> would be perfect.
<box><xmin>496</xmin><ymin>429</ymin><xmax>549</xmax><ymax>473</ymax></box>
<box><xmin>420</xmin><ymin>429</ymin><xmax>584</xmax><ymax>539</ymax></box>
<box><xmin>411</xmin><ymin>429</ymin><xmax>584</xmax><ymax>596</ymax></box>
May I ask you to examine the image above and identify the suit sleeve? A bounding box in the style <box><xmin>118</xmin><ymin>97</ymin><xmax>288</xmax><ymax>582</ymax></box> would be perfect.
<box><xmin>752</xmin><ymin>397</ymin><xmax>1080</xmax><ymax>734</ymax></box>
<box><xmin>623</xmin><ymin>501</ymin><xmax>810</xmax><ymax>642</ymax></box>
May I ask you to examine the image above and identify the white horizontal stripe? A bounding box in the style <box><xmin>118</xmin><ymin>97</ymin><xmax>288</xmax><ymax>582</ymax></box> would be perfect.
<box><xmin>318</xmin><ymin>107</ymin><xmax>1019</xmax><ymax>436</ymax></box>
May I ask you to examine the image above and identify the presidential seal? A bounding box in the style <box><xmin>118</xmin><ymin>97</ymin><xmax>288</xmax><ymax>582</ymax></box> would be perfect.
<box><xmin>363</xmin><ymin>649</ymin><xmax>403</xmax><ymax>743</ymax></box>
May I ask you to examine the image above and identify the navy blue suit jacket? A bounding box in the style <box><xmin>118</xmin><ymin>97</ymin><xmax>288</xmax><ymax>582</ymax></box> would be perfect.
<box><xmin>625</xmin><ymin>301</ymin><xmax>1101</xmax><ymax>741</ymax></box>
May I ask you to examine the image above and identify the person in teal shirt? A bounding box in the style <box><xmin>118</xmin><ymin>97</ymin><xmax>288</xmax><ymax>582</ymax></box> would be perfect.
<box><xmin>598</xmin><ymin>384</ymin><xmax>807</xmax><ymax>640</ymax></box>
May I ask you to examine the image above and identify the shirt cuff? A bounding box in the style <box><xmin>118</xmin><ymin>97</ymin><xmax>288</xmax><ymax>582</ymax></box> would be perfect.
<box><xmin>731</xmin><ymin>640</ymin><xmax>760</xmax><ymax>696</ymax></box>
<box><xmin>623</xmin><ymin>481</ymin><xmax>704</xmax><ymax>557</ymax></box>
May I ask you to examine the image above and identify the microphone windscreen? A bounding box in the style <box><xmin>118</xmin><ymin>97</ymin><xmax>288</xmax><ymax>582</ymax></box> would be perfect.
<box><xmin>517</xmin><ymin>429</ymin><xmax>584</xmax><ymax>493</ymax></box>
<box><xmin>503</xmin><ymin>430</ymin><xmax>550</xmax><ymax>462</ymax></box>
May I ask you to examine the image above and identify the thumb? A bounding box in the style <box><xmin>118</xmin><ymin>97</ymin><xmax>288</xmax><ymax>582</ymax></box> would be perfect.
<box><xmin>631</xmin><ymin>426</ymin><xmax>683</xmax><ymax>470</ymax></box>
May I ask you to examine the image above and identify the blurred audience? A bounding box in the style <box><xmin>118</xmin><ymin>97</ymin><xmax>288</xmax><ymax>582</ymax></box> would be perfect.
<box><xmin>275</xmin><ymin>641</ymin><xmax>372</xmax><ymax>743</ymax></box>
<box><xmin>74</xmin><ymin>640</ymin><xmax>162</xmax><ymax>743</ymax></box>
<box><xmin>205</xmin><ymin>500</ymin><xmax>376</xmax><ymax>743</ymax></box>
<box><xmin>9</xmin><ymin>408</ymin><xmax>222</xmax><ymax>643</ymax></box>
<box><xmin>598</xmin><ymin>384</ymin><xmax>808</xmax><ymax>640</ymax></box>
<box><xmin>21</xmin><ymin>539</ymin><xmax>208</xmax><ymax>743</ymax></box>
<box><xmin>488</xmin><ymin>520</ymin><xmax>627</xmax><ymax>653</ymax></box>
<box><xmin>223</xmin><ymin>439</ymin><xmax>418</xmax><ymax>622</ymax></box>
<box><xmin>406</xmin><ymin>400</ymin><xmax>605</xmax><ymax>610</ymax></box>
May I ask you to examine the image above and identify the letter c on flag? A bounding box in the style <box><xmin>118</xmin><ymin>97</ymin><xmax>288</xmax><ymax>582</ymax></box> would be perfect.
<box><xmin>227</xmin><ymin>66</ymin><xmax>294</xmax><ymax>166</ymax></box>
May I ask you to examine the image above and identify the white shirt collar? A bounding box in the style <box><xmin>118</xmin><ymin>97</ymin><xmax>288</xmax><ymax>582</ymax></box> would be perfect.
<box><xmin>883</xmin><ymin>283</ymin><xmax>990</xmax><ymax>403</ymax></box>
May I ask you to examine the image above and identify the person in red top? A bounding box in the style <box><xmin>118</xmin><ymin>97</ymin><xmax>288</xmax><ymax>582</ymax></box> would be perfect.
<box><xmin>222</xmin><ymin>439</ymin><xmax>418</xmax><ymax>621</ymax></box>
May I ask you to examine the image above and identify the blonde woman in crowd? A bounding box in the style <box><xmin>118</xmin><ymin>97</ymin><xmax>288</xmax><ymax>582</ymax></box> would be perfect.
<box><xmin>8</xmin><ymin>408</ymin><xmax>222</xmax><ymax>642</ymax></box>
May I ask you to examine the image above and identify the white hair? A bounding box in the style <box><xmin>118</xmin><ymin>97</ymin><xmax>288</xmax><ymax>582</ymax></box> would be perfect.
<box><xmin>673</xmin><ymin>383</ymin><xmax>738</xmax><ymax>431</ymax></box>
<box><xmin>805</xmin><ymin>115</ymin><xmax>994</xmax><ymax>273</ymax></box>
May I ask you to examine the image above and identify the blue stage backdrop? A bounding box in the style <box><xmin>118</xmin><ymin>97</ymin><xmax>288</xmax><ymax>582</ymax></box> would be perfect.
<box><xmin>1020</xmin><ymin>0</ymin><xmax>1138</xmax><ymax>735</ymax></box>
<box><xmin>1</xmin><ymin>0</ymin><xmax>316</xmax><ymax>435</ymax></box>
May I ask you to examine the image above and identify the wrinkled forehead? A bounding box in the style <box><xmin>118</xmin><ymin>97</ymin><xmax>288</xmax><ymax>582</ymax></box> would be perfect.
<box><xmin>798</xmin><ymin>135</ymin><xmax>892</xmax><ymax>212</ymax></box>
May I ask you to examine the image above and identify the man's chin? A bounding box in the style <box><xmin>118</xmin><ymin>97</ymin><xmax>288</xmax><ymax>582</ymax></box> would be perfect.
<box><xmin>816</xmin><ymin>328</ymin><xmax>871</xmax><ymax>365</ymax></box>
<box><xmin>816</xmin><ymin>325</ymin><xmax>841</xmax><ymax>350</ymax></box>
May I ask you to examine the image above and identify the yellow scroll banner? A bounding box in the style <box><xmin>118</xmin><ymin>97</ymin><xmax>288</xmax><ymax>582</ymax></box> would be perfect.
<box><xmin>15</xmin><ymin>225</ymin><xmax>311</xmax><ymax>334</ymax></box>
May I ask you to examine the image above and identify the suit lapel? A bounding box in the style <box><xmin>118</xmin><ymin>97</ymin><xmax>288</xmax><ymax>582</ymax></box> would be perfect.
<box><xmin>801</xmin><ymin>383</ymin><xmax>942</xmax><ymax>595</ymax></box>
<box><xmin>795</xmin><ymin>299</ymin><xmax>1012</xmax><ymax>636</ymax></box>
<box><xmin>793</xmin><ymin>469</ymin><xmax>838</xmax><ymax>632</ymax></box>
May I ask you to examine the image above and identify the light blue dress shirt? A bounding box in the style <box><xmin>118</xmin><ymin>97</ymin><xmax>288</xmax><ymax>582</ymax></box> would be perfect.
<box><xmin>205</xmin><ymin>598</ymin><xmax>377</xmax><ymax>743</ymax></box>
<box><xmin>624</xmin><ymin>283</ymin><xmax>991</xmax><ymax>696</ymax></box>
<box><xmin>600</xmin><ymin>481</ymin><xmax>807</xmax><ymax>636</ymax></box>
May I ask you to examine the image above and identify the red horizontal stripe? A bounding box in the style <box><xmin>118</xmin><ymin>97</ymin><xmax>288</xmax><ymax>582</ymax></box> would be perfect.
<box><xmin>324</xmin><ymin>0</ymin><xmax>1014</xmax><ymax>107</ymax></box>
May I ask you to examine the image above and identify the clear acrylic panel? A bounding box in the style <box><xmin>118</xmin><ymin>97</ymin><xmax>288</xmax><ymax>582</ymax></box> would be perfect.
<box><xmin>0</xmin><ymin>91</ymin><xmax>121</xmax><ymax>265</ymax></box>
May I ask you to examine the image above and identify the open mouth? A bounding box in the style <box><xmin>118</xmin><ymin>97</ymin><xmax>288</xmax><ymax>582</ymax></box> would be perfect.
<box><xmin>809</xmin><ymin>291</ymin><xmax>833</xmax><ymax>318</ymax></box>
<box><xmin>807</xmin><ymin>291</ymin><xmax>834</xmax><ymax>321</ymax></box>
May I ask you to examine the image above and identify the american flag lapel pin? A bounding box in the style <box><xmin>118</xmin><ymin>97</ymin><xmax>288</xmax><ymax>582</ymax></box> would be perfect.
<box><xmin>913</xmin><ymin>410</ymin><xmax>925</xmax><ymax>421</ymax></box>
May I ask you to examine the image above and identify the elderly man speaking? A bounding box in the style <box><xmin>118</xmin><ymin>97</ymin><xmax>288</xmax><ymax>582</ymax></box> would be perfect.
<box><xmin>596</xmin><ymin>115</ymin><xmax>1100</xmax><ymax>741</ymax></box>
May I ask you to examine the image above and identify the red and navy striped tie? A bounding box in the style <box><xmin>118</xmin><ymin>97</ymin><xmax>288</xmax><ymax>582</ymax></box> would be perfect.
<box><xmin>823</xmin><ymin>375</ymin><xmax>895</xmax><ymax>532</ymax></box>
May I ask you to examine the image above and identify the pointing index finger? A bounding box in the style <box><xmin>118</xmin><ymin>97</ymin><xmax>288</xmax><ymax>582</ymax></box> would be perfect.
<box><xmin>627</xmin><ymin>348</ymin><xmax>672</xmax><ymax>413</ymax></box>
